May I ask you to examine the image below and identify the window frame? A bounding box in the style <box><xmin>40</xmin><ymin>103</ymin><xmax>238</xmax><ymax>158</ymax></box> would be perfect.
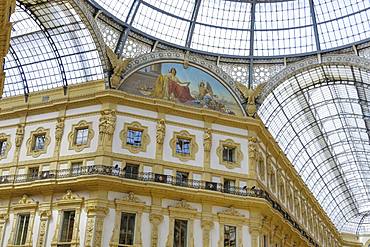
<box><xmin>68</xmin><ymin>120</ymin><xmax>94</xmax><ymax>152</ymax></box>
<box><xmin>216</xmin><ymin>139</ymin><xmax>243</xmax><ymax>169</ymax></box>
<box><xmin>170</xmin><ymin>130</ymin><xmax>198</xmax><ymax>162</ymax></box>
<box><xmin>173</xmin><ymin>219</ymin><xmax>188</xmax><ymax>247</ymax></box>
<box><xmin>26</xmin><ymin>127</ymin><xmax>51</xmax><ymax>158</ymax></box>
<box><xmin>224</xmin><ymin>224</ymin><xmax>237</xmax><ymax>247</ymax></box>
<box><xmin>120</xmin><ymin>121</ymin><xmax>150</xmax><ymax>154</ymax></box>
<box><xmin>118</xmin><ymin>212</ymin><xmax>136</xmax><ymax>246</ymax></box>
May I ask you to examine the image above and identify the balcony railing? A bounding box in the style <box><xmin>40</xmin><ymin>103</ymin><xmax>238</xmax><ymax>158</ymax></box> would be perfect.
<box><xmin>0</xmin><ymin>165</ymin><xmax>318</xmax><ymax>247</ymax></box>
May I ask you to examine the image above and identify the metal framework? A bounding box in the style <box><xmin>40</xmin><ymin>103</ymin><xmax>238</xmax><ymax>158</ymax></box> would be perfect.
<box><xmin>3</xmin><ymin>0</ymin><xmax>104</xmax><ymax>98</ymax></box>
<box><xmin>89</xmin><ymin>0</ymin><xmax>370</xmax><ymax>59</ymax></box>
<box><xmin>259</xmin><ymin>64</ymin><xmax>370</xmax><ymax>234</ymax></box>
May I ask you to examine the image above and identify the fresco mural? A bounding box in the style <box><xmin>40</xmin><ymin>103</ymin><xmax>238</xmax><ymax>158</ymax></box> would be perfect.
<box><xmin>120</xmin><ymin>62</ymin><xmax>243</xmax><ymax>116</ymax></box>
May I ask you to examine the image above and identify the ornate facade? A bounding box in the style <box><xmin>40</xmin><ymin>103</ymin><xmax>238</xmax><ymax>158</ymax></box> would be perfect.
<box><xmin>0</xmin><ymin>79</ymin><xmax>362</xmax><ymax>247</ymax></box>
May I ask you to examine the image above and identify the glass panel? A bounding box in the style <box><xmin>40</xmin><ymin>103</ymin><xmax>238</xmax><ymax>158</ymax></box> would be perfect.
<box><xmin>124</xmin><ymin>164</ymin><xmax>139</xmax><ymax>179</ymax></box>
<box><xmin>126</xmin><ymin>129</ymin><xmax>143</xmax><ymax>147</ymax></box>
<box><xmin>75</xmin><ymin>128</ymin><xmax>89</xmax><ymax>145</ymax></box>
<box><xmin>224</xmin><ymin>225</ymin><xmax>236</xmax><ymax>247</ymax></box>
<box><xmin>223</xmin><ymin>146</ymin><xmax>235</xmax><ymax>162</ymax></box>
<box><xmin>119</xmin><ymin>212</ymin><xmax>136</xmax><ymax>245</ymax></box>
<box><xmin>176</xmin><ymin>138</ymin><xmax>190</xmax><ymax>155</ymax></box>
<box><xmin>60</xmin><ymin>211</ymin><xmax>75</xmax><ymax>243</ymax></box>
<box><xmin>174</xmin><ymin>219</ymin><xmax>187</xmax><ymax>247</ymax></box>
<box><xmin>14</xmin><ymin>214</ymin><xmax>30</xmax><ymax>245</ymax></box>
<box><xmin>176</xmin><ymin>171</ymin><xmax>189</xmax><ymax>186</ymax></box>
<box><xmin>33</xmin><ymin>134</ymin><xmax>45</xmax><ymax>150</ymax></box>
<box><xmin>0</xmin><ymin>140</ymin><xmax>7</xmax><ymax>156</ymax></box>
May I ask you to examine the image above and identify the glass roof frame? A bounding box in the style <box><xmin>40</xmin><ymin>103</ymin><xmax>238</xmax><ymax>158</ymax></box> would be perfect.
<box><xmin>3</xmin><ymin>0</ymin><xmax>106</xmax><ymax>99</ymax></box>
<box><xmin>88</xmin><ymin>0</ymin><xmax>370</xmax><ymax>59</ymax></box>
<box><xmin>259</xmin><ymin>61</ymin><xmax>370</xmax><ymax>234</ymax></box>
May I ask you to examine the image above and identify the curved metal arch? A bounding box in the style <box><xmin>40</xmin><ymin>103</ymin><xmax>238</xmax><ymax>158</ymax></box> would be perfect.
<box><xmin>17</xmin><ymin>2</ymin><xmax>68</xmax><ymax>93</ymax></box>
<box><xmin>259</xmin><ymin>55</ymin><xmax>370</xmax><ymax>102</ymax></box>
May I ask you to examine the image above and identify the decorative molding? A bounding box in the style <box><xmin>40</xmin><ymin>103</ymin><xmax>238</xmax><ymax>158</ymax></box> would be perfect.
<box><xmin>9</xmin><ymin>195</ymin><xmax>38</xmax><ymax>247</ymax></box>
<box><xmin>55</xmin><ymin>117</ymin><xmax>65</xmax><ymax>145</ymax></box>
<box><xmin>120</xmin><ymin>121</ymin><xmax>150</xmax><ymax>154</ymax></box>
<box><xmin>68</xmin><ymin>120</ymin><xmax>94</xmax><ymax>152</ymax></box>
<box><xmin>0</xmin><ymin>211</ymin><xmax>9</xmax><ymax>246</ymax></box>
<box><xmin>52</xmin><ymin>190</ymin><xmax>83</xmax><ymax>247</ymax></box>
<box><xmin>119</xmin><ymin>51</ymin><xmax>245</xmax><ymax>112</ymax></box>
<box><xmin>99</xmin><ymin>109</ymin><xmax>116</xmax><ymax>146</ymax></box>
<box><xmin>167</xmin><ymin>200</ymin><xmax>197</xmax><ymax>247</ymax></box>
<box><xmin>216</xmin><ymin>139</ymin><xmax>243</xmax><ymax>169</ymax></box>
<box><xmin>217</xmin><ymin>207</ymin><xmax>244</xmax><ymax>247</ymax></box>
<box><xmin>248</xmin><ymin>136</ymin><xmax>258</xmax><ymax>159</ymax></box>
<box><xmin>15</xmin><ymin>124</ymin><xmax>25</xmax><ymax>148</ymax></box>
<box><xmin>156</xmin><ymin>119</ymin><xmax>166</xmax><ymax>145</ymax></box>
<box><xmin>203</xmin><ymin>128</ymin><xmax>212</xmax><ymax>152</ymax></box>
<box><xmin>26</xmin><ymin>127</ymin><xmax>51</xmax><ymax>158</ymax></box>
<box><xmin>149</xmin><ymin>213</ymin><xmax>163</xmax><ymax>247</ymax></box>
<box><xmin>170</xmin><ymin>130</ymin><xmax>198</xmax><ymax>162</ymax></box>
<box><xmin>110</xmin><ymin>193</ymin><xmax>145</xmax><ymax>247</ymax></box>
<box><xmin>0</xmin><ymin>133</ymin><xmax>11</xmax><ymax>160</ymax></box>
<box><xmin>37</xmin><ymin>208</ymin><xmax>52</xmax><ymax>247</ymax></box>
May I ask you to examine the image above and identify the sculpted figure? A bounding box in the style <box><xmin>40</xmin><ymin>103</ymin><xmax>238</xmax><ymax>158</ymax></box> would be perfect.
<box><xmin>236</xmin><ymin>82</ymin><xmax>265</xmax><ymax>117</ymax></box>
<box><xmin>106</xmin><ymin>46</ymin><xmax>132</xmax><ymax>88</ymax></box>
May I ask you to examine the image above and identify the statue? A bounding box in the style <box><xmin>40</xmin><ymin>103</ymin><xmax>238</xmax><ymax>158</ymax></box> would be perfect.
<box><xmin>156</xmin><ymin>119</ymin><xmax>166</xmax><ymax>144</ymax></box>
<box><xmin>236</xmin><ymin>82</ymin><xmax>265</xmax><ymax>117</ymax></box>
<box><xmin>106</xmin><ymin>46</ymin><xmax>132</xmax><ymax>88</ymax></box>
<box><xmin>55</xmin><ymin>117</ymin><xmax>64</xmax><ymax>143</ymax></box>
<box><xmin>203</xmin><ymin>128</ymin><xmax>212</xmax><ymax>152</ymax></box>
<box><xmin>99</xmin><ymin>110</ymin><xmax>116</xmax><ymax>143</ymax></box>
<box><xmin>15</xmin><ymin>124</ymin><xmax>24</xmax><ymax>147</ymax></box>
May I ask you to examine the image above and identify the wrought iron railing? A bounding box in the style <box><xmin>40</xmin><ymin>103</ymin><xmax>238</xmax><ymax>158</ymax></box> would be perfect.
<box><xmin>0</xmin><ymin>165</ymin><xmax>318</xmax><ymax>246</ymax></box>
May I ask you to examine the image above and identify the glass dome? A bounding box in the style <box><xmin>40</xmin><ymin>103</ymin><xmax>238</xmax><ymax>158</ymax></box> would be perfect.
<box><xmin>90</xmin><ymin>0</ymin><xmax>370</xmax><ymax>58</ymax></box>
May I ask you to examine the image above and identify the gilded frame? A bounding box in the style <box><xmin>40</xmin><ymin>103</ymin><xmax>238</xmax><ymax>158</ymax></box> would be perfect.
<box><xmin>216</xmin><ymin>139</ymin><xmax>243</xmax><ymax>169</ymax></box>
<box><xmin>170</xmin><ymin>130</ymin><xmax>198</xmax><ymax>162</ymax></box>
<box><xmin>68</xmin><ymin>120</ymin><xmax>94</xmax><ymax>152</ymax></box>
<box><xmin>26</xmin><ymin>127</ymin><xmax>51</xmax><ymax>158</ymax></box>
<box><xmin>120</xmin><ymin>121</ymin><xmax>150</xmax><ymax>154</ymax></box>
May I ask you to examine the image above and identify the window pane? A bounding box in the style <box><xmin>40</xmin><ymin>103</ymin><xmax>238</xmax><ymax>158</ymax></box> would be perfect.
<box><xmin>60</xmin><ymin>211</ymin><xmax>75</xmax><ymax>242</ymax></box>
<box><xmin>14</xmin><ymin>214</ymin><xmax>30</xmax><ymax>245</ymax></box>
<box><xmin>224</xmin><ymin>225</ymin><xmax>236</xmax><ymax>247</ymax></box>
<box><xmin>126</xmin><ymin>129</ymin><xmax>143</xmax><ymax>147</ymax></box>
<box><xmin>176</xmin><ymin>138</ymin><xmax>190</xmax><ymax>155</ymax></box>
<box><xmin>34</xmin><ymin>135</ymin><xmax>45</xmax><ymax>150</ymax></box>
<box><xmin>119</xmin><ymin>212</ymin><xmax>136</xmax><ymax>245</ymax></box>
<box><xmin>176</xmin><ymin>171</ymin><xmax>189</xmax><ymax>186</ymax></box>
<box><xmin>174</xmin><ymin>219</ymin><xmax>187</xmax><ymax>247</ymax></box>
<box><xmin>0</xmin><ymin>140</ymin><xmax>7</xmax><ymax>155</ymax></box>
<box><xmin>75</xmin><ymin>128</ymin><xmax>88</xmax><ymax>145</ymax></box>
<box><xmin>223</xmin><ymin>147</ymin><xmax>235</xmax><ymax>162</ymax></box>
<box><xmin>124</xmin><ymin>164</ymin><xmax>139</xmax><ymax>179</ymax></box>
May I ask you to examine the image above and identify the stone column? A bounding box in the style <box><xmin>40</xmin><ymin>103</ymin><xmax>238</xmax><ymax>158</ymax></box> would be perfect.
<box><xmin>0</xmin><ymin>0</ymin><xmax>15</xmax><ymax>97</ymax></box>
<box><xmin>85</xmin><ymin>204</ymin><xmax>108</xmax><ymax>247</ymax></box>
<box><xmin>0</xmin><ymin>212</ymin><xmax>8</xmax><ymax>246</ymax></box>
<box><xmin>201</xmin><ymin>219</ymin><xmax>213</xmax><ymax>247</ymax></box>
<box><xmin>37</xmin><ymin>209</ymin><xmax>51</xmax><ymax>247</ymax></box>
<box><xmin>149</xmin><ymin>213</ymin><xmax>163</xmax><ymax>247</ymax></box>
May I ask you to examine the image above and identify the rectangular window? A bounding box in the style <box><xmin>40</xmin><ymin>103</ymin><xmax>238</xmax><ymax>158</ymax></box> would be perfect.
<box><xmin>124</xmin><ymin>164</ymin><xmax>139</xmax><ymax>179</ymax></box>
<box><xmin>59</xmin><ymin>211</ymin><xmax>75</xmax><ymax>243</ymax></box>
<box><xmin>71</xmin><ymin>162</ymin><xmax>82</xmax><ymax>176</ymax></box>
<box><xmin>176</xmin><ymin>138</ymin><xmax>190</xmax><ymax>155</ymax></box>
<box><xmin>224</xmin><ymin>179</ymin><xmax>236</xmax><ymax>193</ymax></box>
<box><xmin>119</xmin><ymin>212</ymin><xmax>136</xmax><ymax>245</ymax></box>
<box><xmin>176</xmin><ymin>171</ymin><xmax>189</xmax><ymax>186</ymax></box>
<box><xmin>75</xmin><ymin>128</ymin><xmax>89</xmax><ymax>145</ymax></box>
<box><xmin>0</xmin><ymin>140</ymin><xmax>7</xmax><ymax>156</ymax></box>
<box><xmin>263</xmin><ymin>235</ymin><xmax>268</xmax><ymax>247</ymax></box>
<box><xmin>33</xmin><ymin>134</ymin><xmax>45</xmax><ymax>151</ymax></box>
<box><xmin>224</xmin><ymin>225</ymin><xmax>236</xmax><ymax>247</ymax></box>
<box><xmin>28</xmin><ymin>167</ymin><xmax>39</xmax><ymax>180</ymax></box>
<box><xmin>174</xmin><ymin>219</ymin><xmax>187</xmax><ymax>247</ymax></box>
<box><xmin>14</xmin><ymin>214</ymin><xmax>30</xmax><ymax>245</ymax></box>
<box><xmin>126</xmin><ymin>129</ymin><xmax>143</xmax><ymax>147</ymax></box>
<box><xmin>223</xmin><ymin>146</ymin><xmax>235</xmax><ymax>162</ymax></box>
